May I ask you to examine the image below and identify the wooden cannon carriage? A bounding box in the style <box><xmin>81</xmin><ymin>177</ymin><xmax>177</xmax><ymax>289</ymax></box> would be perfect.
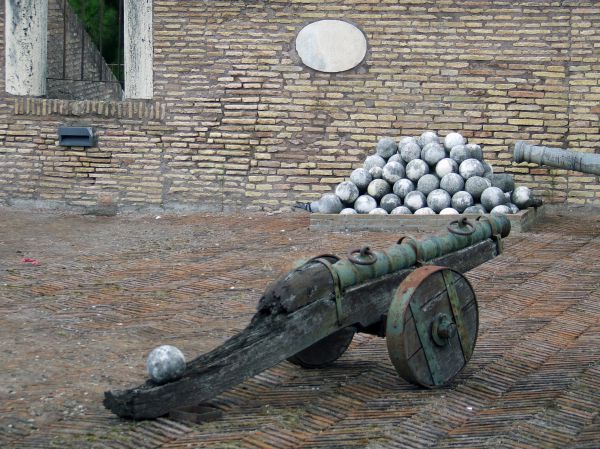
<box><xmin>104</xmin><ymin>215</ymin><xmax>510</xmax><ymax>420</ymax></box>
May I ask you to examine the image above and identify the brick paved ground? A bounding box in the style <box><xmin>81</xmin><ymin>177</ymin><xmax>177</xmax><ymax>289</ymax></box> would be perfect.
<box><xmin>0</xmin><ymin>207</ymin><xmax>598</xmax><ymax>449</ymax></box>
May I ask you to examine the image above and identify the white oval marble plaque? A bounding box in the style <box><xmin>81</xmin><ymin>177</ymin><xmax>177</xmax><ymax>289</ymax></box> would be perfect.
<box><xmin>296</xmin><ymin>20</ymin><xmax>367</xmax><ymax>73</ymax></box>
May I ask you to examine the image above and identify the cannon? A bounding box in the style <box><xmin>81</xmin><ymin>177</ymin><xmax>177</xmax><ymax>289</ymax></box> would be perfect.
<box><xmin>104</xmin><ymin>216</ymin><xmax>510</xmax><ymax>420</ymax></box>
<box><xmin>514</xmin><ymin>141</ymin><xmax>600</xmax><ymax>176</ymax></box>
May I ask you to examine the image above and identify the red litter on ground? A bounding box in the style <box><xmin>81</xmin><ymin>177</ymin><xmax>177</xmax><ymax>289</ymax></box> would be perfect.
<box><xmin>22</xmin><ymin>258</ymin><xmax>40</xmax><ymax>266</ymax></box>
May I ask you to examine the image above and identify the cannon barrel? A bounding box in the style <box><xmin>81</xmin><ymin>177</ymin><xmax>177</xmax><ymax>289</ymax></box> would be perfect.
<box><xmin>105</xmin><ymin>215</ymin><xmax>510</xmax><ymax>420</ymax></box>
<box><xmin>514</xmin><ymin>141</ymin><xmax>600</xmax><ymax>176</ymax></box>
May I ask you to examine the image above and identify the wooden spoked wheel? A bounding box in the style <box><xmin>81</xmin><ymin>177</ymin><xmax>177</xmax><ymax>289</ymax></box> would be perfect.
<box><xmin>386</xmin><ymin>266</ymin><xmax>478</xmax><ymax>388</ymax></box>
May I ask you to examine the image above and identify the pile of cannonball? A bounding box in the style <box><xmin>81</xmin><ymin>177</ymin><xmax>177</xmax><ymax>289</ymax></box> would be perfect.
<box><xmin>309</xmin><ymin>131</ymin><xmax>539</xmax><ymax>216</ymax></box>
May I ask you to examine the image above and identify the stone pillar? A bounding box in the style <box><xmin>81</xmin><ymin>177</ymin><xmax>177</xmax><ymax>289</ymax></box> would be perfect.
<box><xmin>5</xmin><ymin>0</ymin><xmax>48</xmax><ymax>96</ymax></box>
<box><xmin>124</xmin><ymin>0</ymin><xmax>153</xmax><ymax>99</ymax></box>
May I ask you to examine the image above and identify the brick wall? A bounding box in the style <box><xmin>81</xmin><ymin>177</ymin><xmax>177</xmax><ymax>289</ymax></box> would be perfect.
<box><xmin>0</xmin><ymin>0</ymin><xmax>598</xmax><ymax>212</ymax></box>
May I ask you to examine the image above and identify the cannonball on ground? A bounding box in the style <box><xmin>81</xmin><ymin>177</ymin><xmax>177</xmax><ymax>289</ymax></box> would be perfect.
<box><xmin>417</xmin><ymin>174</ymin><xmax>440</xmax><ymax>196</ymax></box>
<box><xmin>507</xmin><ymin>203</ymin><xmax>520</xmax><ymax>214</ymax></box>
<box><xmin>449</xmin><ymin>145</ymin><xmax>469</xmax><ymax>164</ymax></box>
<box><xmin>459</xmin><ymin>158</ymin><xmax>485</xmax><ymax>180</ymax></box>
<box><xmin>354</xmin><ymin>195</ymin><xmax>377</xmax><ymax>214</ymax></box>
<box><xmin>415</xmin><ymin>207</ymin><xmax>436</xmax><ymax>215</ymax></box>
<box><xmin>427</xmin><ymin>189</ymin><xmax>452</xmax><ymax>213</ymax></box>
<box><xmin>388</xmin><ymin>153</ymin><xmax>404</xmax><ymax>165</ymax></box>
<box><xmin>364</xmin><ymin>154</ymin><xmax>386</xmax><ymax>171</ymax></box>
<box><xmin>512</xmin><ymin>186</ymin><xmax>532</xmax><ymax>209</ymax></box>
<box><xmin>482</xmin><ymin>161</ymin><xmax>493</xmax><ymax>178</ymax></box>
<box><xmin>147</xmin><ymin>345</ymin><xmax>186</xmax><ymax>385</ymax></box>
<box><xmin>487</xmin><ymin>173</ymin><xmax>515</xmax><ymax>193</ymax></box>
<box><xmin>376</xmin><ymin>137</ymin><xmax>398</xmax><ymax>159</ymax></box>
<box><xmin>340</xmin><ymin>208</ymin><xmax>358</xmax><ymax>215</ymax></box>
<box><xmin>382</xmin><ymin>161</ymin><xmax>405</xmax><ymax>184</ymax></box>
<box><xmin>350</xmin><ymin>168</ymin><xmax>372</xmax><ymax>191</ymax></box>
<box><xmin>391</xmin><ymin>206</ymin><xmax>412</xmax><ymax>215</ymax></box>
<box><xmin>464</xmin><ymin>204</ymin><xmax>487</xmax><ymax>214</ymax></box>
<box><xmin>367</xmin><ymin>179</ymin><xmax>391</xmax><ymax>200</ymax></box>
<box><xmin>451</xmin><ymin>191</ymin><xmax>474</xmax><ymax>213</ymax></box>
<box><xmin>405</xmin><ymin>159</ymin><xmax>429</xmax><ymax>182</ymax></box>
<box><xmin>465</xmin><ymin>143</ymin><xmax>483</xmax><ymax>161</ymax></box>
<box><xmin>465</xmin><ymin>176</ymin><xmax>491</xmax><ymax>201</ymax></box>
<box><xmin>335</xmin><ymin>181</ymin><xmax>359</xmax><ymax>204</ymax></box>
<box><xmin>318</xmin><ymin>193</ymin><xmax>344</xmax><ymax>214</ymax></box>
<box><xmin>380</xmin><ymin>193</ymin><xmax>402</xmax><ymax>213</ymax></box>
<box><xmin>435</xmin><ymin>158</ymin><xmax>458</xmax><ymax>178</ymax></box>
<box><xmin>444</xmin><ymin>132</ymin><xmax>466</xmax><ymax>150</ymax></box>
<box><xmin>440</xmin><ymin>173</ymin><xmax>465</xmax><ymax>196</ymax></box>
<box><xmin>393</xmin><ymin>178</ymin><xmax>415</xmax><ymax>199</ymax></box>
<box><xmin>369</xmin><ymin>166</ymin><xmax>383</xmax><ymax>179</ymax></box>
<box><xmin>400</xmin><ymin>141</ymin><xmax>422</xmax><ymax>163</ymax></box>
<box><xmin>404</xmin><ymin>191</ymin><xmax>427</xmax><ymax>212</ymax></box>
<box><xmin>370</xmin><ymin>208</ymin><xmax>389</xmax><ymax>215</ymax></box>
<box><xmin>421</xmin><ymin>143</ymin><xmax>446</xmax><ymax>167</ymax></box>
<box><xmin>419</xmin><ymin>131</ymin><xmax>439</xmax><ymax>148</ymax></box>
<box><xmin>309</xmin><ymin>201</ymin><xmax>320</xmax><ymax>213</ymax></box>
<box><xmin>491</xmin><ymin>204</ymin><xmax>512</xmax><ymax>215</ymax></box>
<box><xmin>440</xmin><ymin>207</ymin><xmax>460</xmax><ymax>215</ymax></box>
<box><xmin>481</xmin><ymin>186</ymin><xmax>507</xmax><ymax>212</ymax></box>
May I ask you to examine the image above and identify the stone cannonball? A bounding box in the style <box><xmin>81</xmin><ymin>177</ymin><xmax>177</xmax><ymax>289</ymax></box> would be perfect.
<box><xmin>340</xmin><ymin>208</ymin><xmax>358</xmax><ymax>215</ymax></box>
<box><xmin>367</xmin><ymin>179</ymin><xmax>392</xmax><ymax>200</ymax></box>
<box><xmin>376</xmin><ymin>137</ymin><xmax>398</xmax><ymax>159</ymax></box>
<box><xmin>440</xmin><ymin>207</ymin><xmax>460</xmax><ymax>215</ymax></box>
<box><xmin>400</xmin><ymin>141</ymin><xmax>422</xmax><ymax>163</ymax></box>
<box><xmin>318</xmin><ymin>193</ymin><xmax>344</xmax><ymax>214</ymax></box>
<box><xmin>451</xmin><ymin>191</ymin><xmax>474</xmax><ymax>213</ymax></box>
<box><xmin>147</xmin><ymin>345</ymin><xmax>186</xmax><ymax>385</ymax></box>
<box><xmin>369</xmin><ymin>207</ymin><xmax>389</xmax><ymax>215</ymax></box>
<box><xmin>465</xmin><ymin>143</ymin><xmax>483</xmax><ymax>161</ymax></box>
<box><xmin>487</xmin><ymin>173</ymin><xmax>515</xmax><ymax>193</ymax></box>
<box><xmin>481</xmin><ymin>186</ymin><xmax>507</xmax><ymax>212</ymax></box>
<box><xmin>491</xmin><ymin>204</ymin><xmax>512</xmax><ymax>215</ymax></box>
<box><xmin>405</xmin><ymin>159</ymin><xmax>429</xmax><ymax>182</ymax></box>
<box><xmin>459</xmin><ymin>158</ymin><xmax>485</xmax><ymax>180</ymax></box>
<box><xmin>393</xmin><ymin>178</ymin><xmax>415</xmax><ymax>199</ymax></box>
<box><xmin>387</xmin><ymin>153</ymin><xmax>404</xmax><ymax>165</ymax></box>
<box><xmin>369</xmin><ymin>166</ymin><xmax>383</xmax><ymax>179</ymax></box>
<box><xmin>482</xmin><ymin>161</ymin><xmax>493</xmax><ymax>178</ymax></box>
<box><xmin>414</xmin><ymin>207</ymin><xmax>436</xmax><ymax>215</ymax></box>
<box><xmin>391</xmin><ymin>206</ymin><xmax>413</xmax><ymax>215</ymax></box>
<box><xmin>512</xmin><ymin>186</ymin><xmax>532</xmax><ymax>209</ymax></box>
<box><xmin>382</xmin><ymin>161</ymin><xmax>405</xmax><ymax>184</ymax></box>
<box><xmin>427</xmin><ymin>189</ymin><xmax>452</xmax><ymax>213</ymax></box>
<box><xmin>444</xmin><ymin>132</ymin><xmax>466</xmax><ymax>150</ymax></box>
<box><xmin>421</xmin><ymin>143</ymin><xmax>446</xmax><ymax>167</ymax></box>
<box><xmin>435</xmin><ymin>158</ymin><xmax>458</xmax><ymax>179</ymax></box>
<box><xmin>335</xmin><ymin>181</ymin><xmax>359</xmax><ymax>204</ymax></box>
<box><xmin>399</xmin><ymin>136</ymin><xmax>418</xmax><ymax>147</ymax></box>
<box><xmin>380</xmin><ymin>193</ymin><xmax>402</xmax><ymax>213</ymax></box>
<box><xmin>354</xmin><ymin>195</ymin><xmax>378</xmax><ymax>214</ymax></box>
<box><xmin>417</xmin><ymin>174</ymin><xmax>440</xmax><ymax>196</ymax></box>
<box><xmin>350</xmin><ymin>168</ymin><xmax>372</xmax><ymax>192</ymax></box>
<box><xmin>449</xmin><ymin>145</ymin><xmax>469</xmax><ymax>164</ymax></box>
<box><xmin>418</xmin><ymin>130</ymin><xmax>439</xmax><ymax>148</ymax></box>
<box><xmin>465</xmin><ymin>176</ymin><xmax>491</xmax><ymax>201</ymax></box>
<box><xmin>464</xmin><ymin>204</ymin><xmax>487</xmax><ymax>214</ymax></box>
<box><xmin>506</xmin><ymin>203</ymin><xmax>520</xmax><ymax>214</ymax></box>
<box><xmin>440</xmin><ymin>173</ymin><xmax>465</xmax><ymax>196</ymax></box>
<box><xmin>404</xmin><ymin>190</ymin><xmax>427</xmax><ymax>212</ymax></box>
<box><xmin>364</xmin><ymin>154</ymin><xmax>386</xmax><ymax>171</ymax></box>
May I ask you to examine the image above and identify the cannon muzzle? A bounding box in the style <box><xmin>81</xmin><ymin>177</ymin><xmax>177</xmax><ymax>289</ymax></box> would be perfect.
<box><xmin>514</xmin><ymin>141</ymin><xmax>600</xmax><ymax>176</ymax></box>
